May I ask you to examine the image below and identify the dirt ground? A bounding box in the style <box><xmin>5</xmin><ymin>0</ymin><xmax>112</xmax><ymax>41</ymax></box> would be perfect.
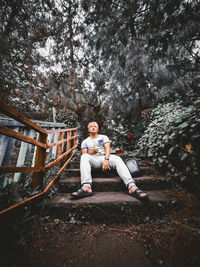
<box><xmin>0</xmin><ymin>208</ymin><xmax>200</xmax><ymax>267</ymax></box>
<box><xmin>0</xmin><ymin>184</ymin><xmax>200</xmax><ymax>267</ymax></box>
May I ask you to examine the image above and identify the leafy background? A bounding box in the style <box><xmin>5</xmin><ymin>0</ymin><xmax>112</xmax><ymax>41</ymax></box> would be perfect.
<box><xmin>136</xmin><ymin>100</ymin><xmax>200</xmax><ymax>192</ymax></box>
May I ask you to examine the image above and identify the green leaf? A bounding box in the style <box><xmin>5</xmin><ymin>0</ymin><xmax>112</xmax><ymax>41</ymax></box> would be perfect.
<box><xmin>179</xmin><ymin>122</ymin><xmax>189</xmax><ymax>129</ymax></box>
<box><xmin>163</xmin><ymin>135</ymin><xmax>169</xmax><ymax>141</ymax></box>
<box><xmin>186</xmin><ymin>107</ymin><xmax>194</xmax><ymax>112</ymax></box>
<box><xmin>175</xmin><ymin>118</ymin><xmax>182</xmax><ymax>124</ymax></box>
<box><xmin>191</xmin><ymin>133</ymin><xmax>200</xmax><ymax>139</ymax></box>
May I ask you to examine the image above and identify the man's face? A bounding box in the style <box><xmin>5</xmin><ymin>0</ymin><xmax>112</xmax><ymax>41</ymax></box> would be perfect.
<box><xmin>88</xmin><ymin>122</ymin><xmax>99</xmax><ymax>134</ymax></box>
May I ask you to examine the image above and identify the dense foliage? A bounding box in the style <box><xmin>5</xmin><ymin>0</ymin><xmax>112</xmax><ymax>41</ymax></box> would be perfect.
<box><xmin>81</xmin><ymin>0</ymin><xmax>200</xmax><ymax>128</ymax></box>
<box><xmin>1</xmin><ymin>0</ymin><xmax>55</xmax><ymax>96</ymax></box>
<box><xmin>1</xmin><ymin>0</ymin><xmax>199</xmax><ymax>129</ymax></box>
<box><xmin>0</xmin><ymin>0</ymin><xmax>91</xmax><ymax>119</ymax></box>
<box><xmin>136</xmin><ymin>100</ymin><xmax>200</xmax><ymax>191</ymax></box>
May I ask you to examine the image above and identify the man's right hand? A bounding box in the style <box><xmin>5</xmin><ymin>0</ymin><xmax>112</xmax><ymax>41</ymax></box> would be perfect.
<box><xmin>90</xmin><ymin>146</ymin><xmax>99</xmax><ymax>155</ymax></box>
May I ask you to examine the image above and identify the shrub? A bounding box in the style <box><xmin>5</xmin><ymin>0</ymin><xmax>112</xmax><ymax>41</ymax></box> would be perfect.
<box><xmin>136</xmin><ymin>100</ymin><xmax>200</xmax><ymax>191</ymax></box>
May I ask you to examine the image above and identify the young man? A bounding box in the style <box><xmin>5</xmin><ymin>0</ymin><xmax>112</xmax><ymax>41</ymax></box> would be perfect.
<box><xmin>71</xmin><ymin>122</ymin><xmax>148</xmax><ymax>200</ymax></box>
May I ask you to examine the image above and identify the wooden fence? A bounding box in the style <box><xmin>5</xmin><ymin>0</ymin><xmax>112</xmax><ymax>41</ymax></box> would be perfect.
<box><xmin>0</xmin><ymin>102</ymin><xmax>78</xmax><ymax>215</ymax></box>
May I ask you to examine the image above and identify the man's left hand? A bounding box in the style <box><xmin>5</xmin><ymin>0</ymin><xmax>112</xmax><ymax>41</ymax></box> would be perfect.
<box><xmin>102</xmin><ymin>160</ymin><xmax>110</xmax><ymax>171</ymax></box>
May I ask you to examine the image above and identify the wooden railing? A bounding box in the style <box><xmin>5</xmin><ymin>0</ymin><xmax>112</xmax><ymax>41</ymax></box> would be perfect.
<box><xmin>0</xmin><ymin>102</ymin><xmax>78</xmax><ymax>215</ymax></box>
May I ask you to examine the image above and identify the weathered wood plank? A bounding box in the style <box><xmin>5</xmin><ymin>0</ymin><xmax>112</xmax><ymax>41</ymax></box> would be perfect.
<box><xmin>0</xmin><ymin>127</ymin><xmax>18</xmax><ymax>186</ymax></box>
<box><xmin>52</xmin><ymin>132</ymin><xmax>59</xmax><ymax>159</ymax></box>
<box><xmin>0</xmin><ymin>117</ymin><xmax>66</xmax><ymax>128</ymax></box>
<box><xmin>46</xmin><ymin>128</ymin><xmax>76</xmax><ymax>134</ymax></box>
<box><xmin>57</xmin><ymin>132</ymin><xmax>64</xmax><ymax>167</ymax></box>
<box><xmin>13</xmin><ymin>129</ymin><xmax>35</xmax><ymax>182</ymax></box>
<box><xmin>0</xmin><ymin>134</ymin><xmax>9</xmax><ymax>166</ymax></box>
<box><xmin>46</xmin><ymin>131</ymin><xmax>55</xmax><ymax>162</ymax></box>
<box><xmin>0</xmin><ymin>102</ymin><xmax>47</xmax><ymax>134</ymax></box>
<box><xmin>32</xmin><ymin>133</ymin><xmax>48</xmax><ymax>189</ymax></box>
<box><xmin>0</xmin><ymin>166</ymin><xmax>44</xmax><ymax>174</ymax></box>
<box><xmin>66</xmin><ymin>131</ymin><xmax>72</xmax><ymax>160</ymax></box>
<box><xmin>0</xmin><ymin>126</ymin><xmax>47</xmax><ymax>148</ymax></box>
<box><xmin>24</xmin><ymin>129</ymin><xmax>35</xmax><ymax>166</ymax></box>
<box><xmin>0</xmin><ymin>127</ymin><xmax>18</xmax><ymax>166</ymax></box>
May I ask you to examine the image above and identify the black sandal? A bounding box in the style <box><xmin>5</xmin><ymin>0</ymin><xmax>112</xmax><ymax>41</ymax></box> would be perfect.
<box><xmin>71</xmin><ymin>188</ymin><xmax>93</xmax><ymax>199</ymax></box>
<box><xmin>129</xmin><ymin>188</ymin><xmax>149</xmax><ymax>201</ymax></box>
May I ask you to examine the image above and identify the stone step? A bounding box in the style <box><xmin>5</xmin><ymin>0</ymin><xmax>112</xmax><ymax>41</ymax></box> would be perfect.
<box><xmin>44</xmin><ymin>190</ymin><xmax>186</xmax><ymax>223</ymax></box>
<box><xmin>138</xmin><ymin>159</ymin><xmax>154</xmax><ymax>167</ymax></box>
<box><xmin>59</xmin><ymin>176</ymin><xmax>174</xmax><ymax>193</ymax></box>
<box><xmin>63</xmin><ymin>165</ymin><xmax>155</xmax><ymax>178</ymax></box>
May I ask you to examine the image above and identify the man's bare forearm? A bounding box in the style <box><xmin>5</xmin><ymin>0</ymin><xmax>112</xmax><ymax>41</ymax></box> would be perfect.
<box><xmin>104</xmin><ymin>143</ymin><xmax>111</xmax><ymax>159</ymax></box>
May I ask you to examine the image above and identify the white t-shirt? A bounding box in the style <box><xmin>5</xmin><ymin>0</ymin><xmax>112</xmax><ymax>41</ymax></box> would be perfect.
<box><xmin>81</xmin><ymin>134</ymin><xmax>111</xmax><ymax>155</ymax></box>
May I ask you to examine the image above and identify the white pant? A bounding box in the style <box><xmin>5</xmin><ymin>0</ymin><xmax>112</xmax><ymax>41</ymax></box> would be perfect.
<box><xmin>80</xmin><ymin>154</ymin><xmax>136</xmax><ymax>190</ymax></box>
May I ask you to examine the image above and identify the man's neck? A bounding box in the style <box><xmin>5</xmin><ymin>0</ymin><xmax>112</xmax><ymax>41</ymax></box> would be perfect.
<box><xmin>90</xmin><ymin>133</ymin><xmax>98</xmax><ymax>139</ymax></box>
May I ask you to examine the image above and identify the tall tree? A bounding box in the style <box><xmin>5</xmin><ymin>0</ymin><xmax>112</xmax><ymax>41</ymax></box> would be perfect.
<box><xmin>0</xmin><ymin>0</ymin><xmax>91</xmax><ymax>123</ymax></box>
<box><xmin>0</xmin><ymin>0</ymin><xmax>60</xmax><ymax>100</ymax></box>
<box><xmin>81</xmin><ymin>0</ymin><xmax>200</xmax><ymax>128</ymax></box>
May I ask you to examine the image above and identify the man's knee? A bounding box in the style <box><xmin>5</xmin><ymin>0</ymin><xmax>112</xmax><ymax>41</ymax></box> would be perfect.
<box><xmin>110</xmin><ymin>155</ymin><xmax>124</xmax><ymax>166</ymax></box>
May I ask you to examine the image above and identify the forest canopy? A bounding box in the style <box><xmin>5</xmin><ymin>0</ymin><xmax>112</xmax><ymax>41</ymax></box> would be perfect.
<box><xmin>0</xmin><ymin>0</ymin><xmax>199</xmax><ymax>134</ymax></box>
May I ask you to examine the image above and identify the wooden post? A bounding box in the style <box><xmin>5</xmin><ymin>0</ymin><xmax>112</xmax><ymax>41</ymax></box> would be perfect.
<box><xmin>57</xmin><ymin>132</ymin><xmax>64</xmax><ymax>167</ymax></box>
<box><xmin>32</xmin><ymin>132</ymin><xmax>47</xmax><ymax>190</ymax></box>
<box><xmin>66</xmin><ymin>130</ymin><xmax>72</xmax><ymax>158</ymax></box>
<box><xmin>73</xmin><ymin>129</ymin><xmax>77</xmax><ymax>147</ymax></box>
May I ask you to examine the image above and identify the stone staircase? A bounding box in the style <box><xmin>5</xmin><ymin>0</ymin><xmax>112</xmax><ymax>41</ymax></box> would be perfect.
<box><xmin>44</xmin><ymin>153</ymin><xmax>186</xmax><ymax>223</ymax></box>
